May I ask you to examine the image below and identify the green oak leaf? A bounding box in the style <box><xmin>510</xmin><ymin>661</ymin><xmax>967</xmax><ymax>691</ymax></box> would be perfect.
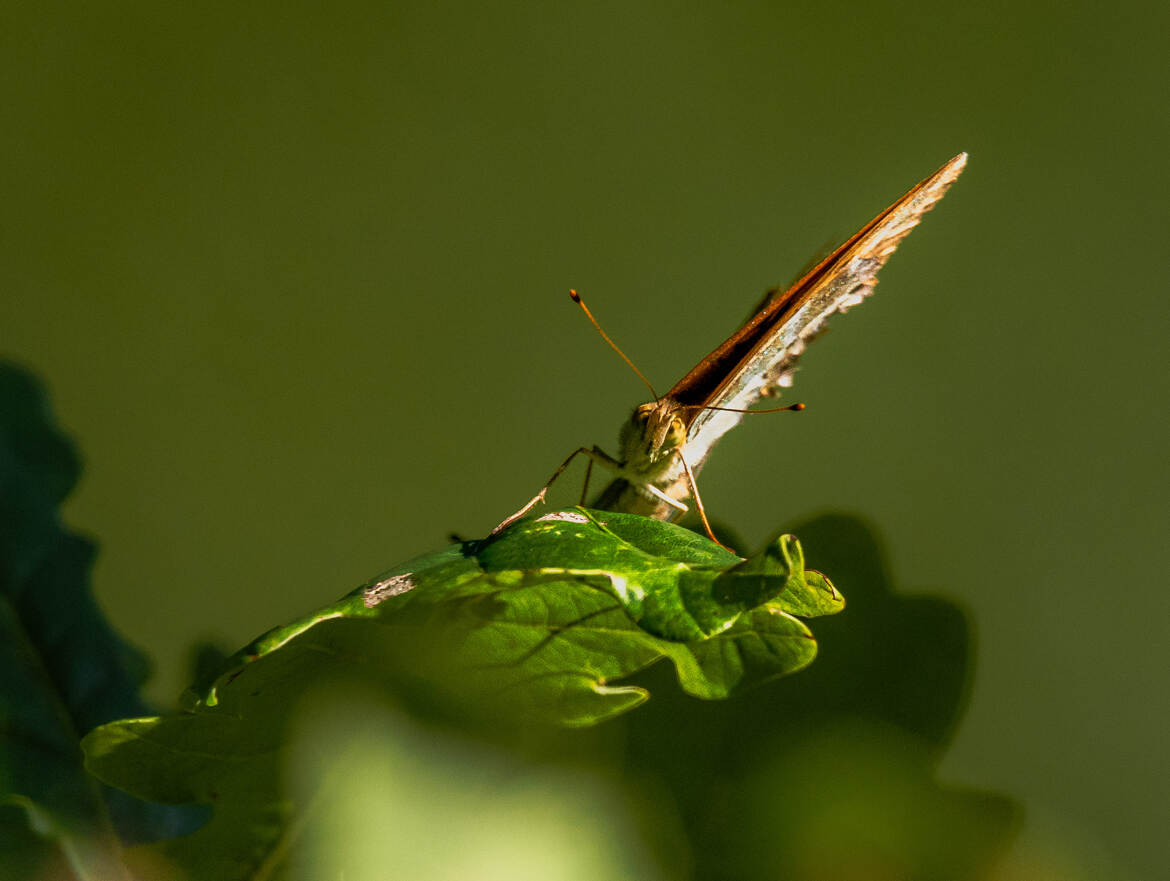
<box><xmin>82</xmin><ymin>508</ymin><xmax>841</xmax><ymax>880</ymax></box>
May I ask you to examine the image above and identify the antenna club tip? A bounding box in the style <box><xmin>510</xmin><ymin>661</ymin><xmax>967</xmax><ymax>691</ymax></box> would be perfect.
<box><xmin>791</xmin><ymin>402</ymin><xmax>806</xmax><ymax>411</ymax></box>
<box><xmin>569</xmin><ymin>289</ymin><xmax>581</xmax><ymax>302</ymax></box>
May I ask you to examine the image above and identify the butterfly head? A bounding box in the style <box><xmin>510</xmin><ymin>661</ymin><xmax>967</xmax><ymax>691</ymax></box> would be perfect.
<box><xmin>620</xmin><ymin>399</ymin><xmax>687</xmax><ymax>467</ymax></box>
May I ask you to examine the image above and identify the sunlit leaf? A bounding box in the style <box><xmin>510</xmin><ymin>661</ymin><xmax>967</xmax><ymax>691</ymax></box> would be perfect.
<box><xmin>83</xmin><ymin>508</ymin><xmax>841</xmax><ymax>879</ymax></box>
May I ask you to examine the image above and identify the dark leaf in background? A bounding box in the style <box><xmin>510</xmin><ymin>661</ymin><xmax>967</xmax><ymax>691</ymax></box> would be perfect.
<box><xmin>0</xmin><ymin>362</ymin><xmax>198</xmax><ymax>880</ymax></box>
<box><xmin>615</xmin><ymin>514</ymin><xmax>1022</xmax><ymax>880</ymax></box>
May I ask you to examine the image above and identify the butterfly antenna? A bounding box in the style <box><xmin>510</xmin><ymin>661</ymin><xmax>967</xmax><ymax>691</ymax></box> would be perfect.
<box><xmin>570</xmin><ymin>290</ymin><xmax>659</xmax><ymax>399</ymax></box>
<box><xmin>682</xmin><ymin>402</ymin><xmax>806</xmax><ymax>414</ymax></box>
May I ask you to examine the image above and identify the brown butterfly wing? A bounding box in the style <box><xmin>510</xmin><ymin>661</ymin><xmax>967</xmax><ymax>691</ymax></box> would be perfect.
<box><xmin>674</xmin><ymin>153</ymin><xmax>968</xmax><ymax>472</ymax></box>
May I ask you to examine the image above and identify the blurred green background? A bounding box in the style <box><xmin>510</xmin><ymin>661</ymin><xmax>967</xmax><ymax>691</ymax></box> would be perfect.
<box><xmin>2</xmin><ymin>0</ymin><xmax>1166</xmax><ymax>877</ymax></box>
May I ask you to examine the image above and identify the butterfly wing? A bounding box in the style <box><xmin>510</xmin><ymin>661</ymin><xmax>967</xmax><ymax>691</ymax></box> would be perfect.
<box><xmin>673</xmin><ymin>152</ymin><xmax>968</xmax><ymax>472</ymax></box>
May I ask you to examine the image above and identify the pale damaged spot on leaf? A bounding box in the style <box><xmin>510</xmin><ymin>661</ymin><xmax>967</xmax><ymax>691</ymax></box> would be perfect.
<box><xmin>537</xmin><ymin>511</ymin><xmax>592</xmax><ymax>524</ymax></box>
<box><xmin>364</xmin><ymin>573</ymin><xmax>417</xmax><ymax>606</ymax></box>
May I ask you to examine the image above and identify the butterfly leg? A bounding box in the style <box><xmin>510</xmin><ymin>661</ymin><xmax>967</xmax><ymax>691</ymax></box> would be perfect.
<box><xmin>579</xmin><ymin>457</ymin><xmax>594</xmax><ymax>506</ymax></box>
<box><xmin>491</xmin><ymin>446</ymin><xmax>622</xmax><ymax>536</ymax></box>
<box><xmin>676</xmin><ymin>451</ymin><xmax>735</xmax><ymax>553</ymax></box>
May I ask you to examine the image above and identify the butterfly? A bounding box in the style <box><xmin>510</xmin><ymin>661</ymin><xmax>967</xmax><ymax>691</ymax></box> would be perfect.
<box><xmin>494</xmin><ymin>153</ymin><xmax>967</xmax><ymax>544</ymax></box>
